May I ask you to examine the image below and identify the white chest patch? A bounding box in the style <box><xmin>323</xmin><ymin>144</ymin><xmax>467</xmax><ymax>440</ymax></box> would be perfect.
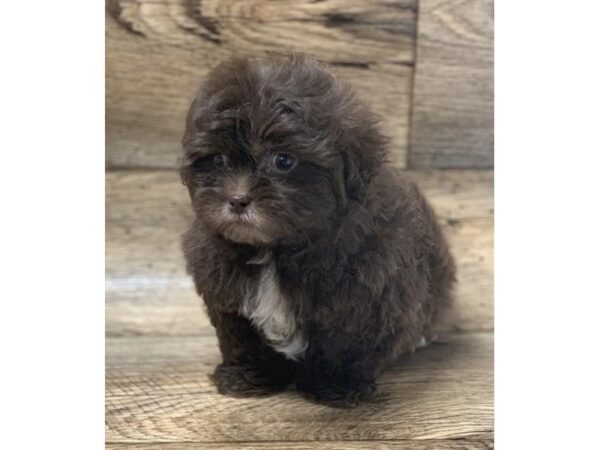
<box><xmin>240</xmin><ymin>257</ymin><xmax>307</xmax><ymax>361</ymax></box>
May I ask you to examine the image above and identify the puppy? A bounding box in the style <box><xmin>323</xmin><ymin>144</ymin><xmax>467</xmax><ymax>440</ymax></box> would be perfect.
<box><xmin>180</xmin><ymin>54</ymin><xmax>456</xmax><ymax>408</ymax></box>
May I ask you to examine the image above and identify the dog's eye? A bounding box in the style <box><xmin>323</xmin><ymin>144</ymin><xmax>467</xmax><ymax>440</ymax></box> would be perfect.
<box><xmin>213</xmin><ymin>153</ymin><xmax>227</xmax><ymax>168</ymax></box>
<box><xmin>272</xmin><ymin>153</ymin><xmax>297</xmax><ymax>172</ymax></box>
<box><xmin>191</xmin><ymin>153</ymin><xmax>228</xmax><ymax>172</ymax></box>
<box><xmin>280</xmin><ymin>105</ymin><xmax>294</xmax><ymax>115</ymax></box>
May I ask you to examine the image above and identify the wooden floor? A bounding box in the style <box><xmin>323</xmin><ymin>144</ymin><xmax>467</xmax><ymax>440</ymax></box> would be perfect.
<box><xmin>106</xmin><ymin>169</ymin><xmax>494</xmax><ymax>449</ymax></box>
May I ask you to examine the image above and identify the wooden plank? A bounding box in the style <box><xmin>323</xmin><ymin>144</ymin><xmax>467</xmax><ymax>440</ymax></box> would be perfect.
<box><xmin>106</xmin><ymin>333</ymin><xmax>493</xmax><ymax>443</ymax></box>
<box><xmin>409</xmin><ymin>0</ymin><xmax>493</xmax><ymax>168</ymax></box>
<box><xmin>106</xmin><ymin>0</ymin><xmax>416</xmax><ymax>170</ymax></box>
<box><xmin>105</xmin><ymin>170</ymin><xmax>191</xmax><ymax>282</ymax></box>
<box><xmin>106</xmin><ymin>220</ymin><xmax>492</xmax><ymax>336</ymax></box>
<box><xmin>106</xmin><ymin>170</ymin><xmax>493</xmax><ymax>336</ymax></box>
<box><xmin>200</xmin><ymin>0</ymin><xmax>418</xmax><ymax>24</ymax></box>
<box><xmin>106</xmin><ymin>439</ymin><xmax>494</xmax><ymax>449</ymax></box>
<box><xmin>106</xmin><ymin>286</ymin><xmax>210</xmax><ymax>337</ymax></box>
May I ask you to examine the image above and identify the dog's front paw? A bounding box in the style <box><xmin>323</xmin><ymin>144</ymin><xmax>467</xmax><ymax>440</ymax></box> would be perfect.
<box><xmin>296</xmin><ymin>376</ymin><xmax>377</xmax><ymax>408</ymax></box>
<box><xmin>211</xmin><ymin>363</ymin><xmax>290</xmax><ymax>397</ymax></box>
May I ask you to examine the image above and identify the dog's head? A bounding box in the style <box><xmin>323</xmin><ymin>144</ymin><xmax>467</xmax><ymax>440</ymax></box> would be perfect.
<box><xmin>181</xmin><ymin>54</ymin><xmax>387</xmax><ymax>246</ymax></box>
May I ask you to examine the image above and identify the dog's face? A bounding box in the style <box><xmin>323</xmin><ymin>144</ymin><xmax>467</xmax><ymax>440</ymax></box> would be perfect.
<box><xmin>181</xmin><ymin>57</ymin><xmax>341</xmax><ymax>246</ymax></box>
<box><xmin>182</xmin><ymin>134</ymin><xmax>340</xmax><ymax>246</ymax></box>
<box><xmin>181</xmin><ymin>56</ymin><xmax>385</xmax><ymax>246</ymax></box>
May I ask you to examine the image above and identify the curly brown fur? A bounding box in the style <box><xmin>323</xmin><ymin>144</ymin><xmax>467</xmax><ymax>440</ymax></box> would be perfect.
<box><xmin>180</xmin><ymin>54</ymin><xmax>456</xmax><ymax>408</ymax></box>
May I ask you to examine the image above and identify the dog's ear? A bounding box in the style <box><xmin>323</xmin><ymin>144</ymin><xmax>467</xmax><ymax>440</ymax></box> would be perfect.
<box><xmin>341</xmin><ymin>148</ymin><xmax>374</xmax><ymax>202</ymax></box>
<box><xmin>337</xmin><ymin>126</ymin><xmax>387</xmax><ymax>204</ymax></box>
<box><xmin>179</xmin><ymin>90</ymin><xmax>222</xmax><ymax>190</ymax></box>
<box><xmin>180</xmin><ymin>99</ymin><xmax>199</xmax><ymax>193</ymax></box>
<box><xmin>323</xmin><ymin>88</ymin><xmax>388</xmax><ymax>204</ymax></box>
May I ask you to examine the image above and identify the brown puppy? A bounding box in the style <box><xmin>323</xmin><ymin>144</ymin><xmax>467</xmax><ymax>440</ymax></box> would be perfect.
<box><xmin>180</xmin><ymin>54</ymin><xmax>455</xmax><ymax>408</ymax></box>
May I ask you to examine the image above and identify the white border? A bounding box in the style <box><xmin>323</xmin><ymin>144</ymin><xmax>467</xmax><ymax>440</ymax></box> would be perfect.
<box><xmin>497</xmin><ymin>1</ymin><xmax>600</xmax><ymax>448</ymax></box>
<box><xmin>0</xmin><ymin>1</ymin><xmax>599</xmax><ymax>448</ymax></box>
<box><xmin>0</xmin><ymin>2</ymin><xmax>104</xmax><ymax>448</ymax></box>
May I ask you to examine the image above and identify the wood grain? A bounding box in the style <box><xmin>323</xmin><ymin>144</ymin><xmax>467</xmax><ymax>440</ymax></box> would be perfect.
<box><xmin>409</xmin><ymin>0</ymin><xmax>494</xmax><ymax>168</ymax></box>
<box><xmin>105</xmin><ymin>169</ymin><xmax>494</xmax><ymax>445</ymax></box>
<box><xmin>106</xmin><ymin>333</ymin><xmax>493</xmax><ymax>443</ymax></box>
<box><xmin>106</xmin><ymin>170</ymin><xmax>493</xmax><ymax>336</ymax></box>
<box><xmin>106</xmin><ymin>441</ymin><xmax>493</xmax><ymax>450</ymax></box>
<box><xmin>106</xmin><ymin>0</ymin><xmax>416</xmax><ymax>170</ymax></box>
<box><xmin>106</xmin><ymin>0</ymin><xmax>495</xmax><ymax>443</ymax></box>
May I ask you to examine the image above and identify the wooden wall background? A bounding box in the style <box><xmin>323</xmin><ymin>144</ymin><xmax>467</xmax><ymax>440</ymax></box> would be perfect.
<box><xmin>106</xmin><ymin>0</ymin><xmax>493</xmax><ymax>169</ymax></box>
<box><xmin>106</xmin><ymin>2</ymin><xmax>494</xmax><ymax>445</ymax></box>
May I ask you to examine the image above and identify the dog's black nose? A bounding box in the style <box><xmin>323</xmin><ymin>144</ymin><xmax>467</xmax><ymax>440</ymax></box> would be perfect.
<box><xmin>229</xmin><ymin>195</ymin><xmax>252</xmax><ymax>214</ymax></box>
